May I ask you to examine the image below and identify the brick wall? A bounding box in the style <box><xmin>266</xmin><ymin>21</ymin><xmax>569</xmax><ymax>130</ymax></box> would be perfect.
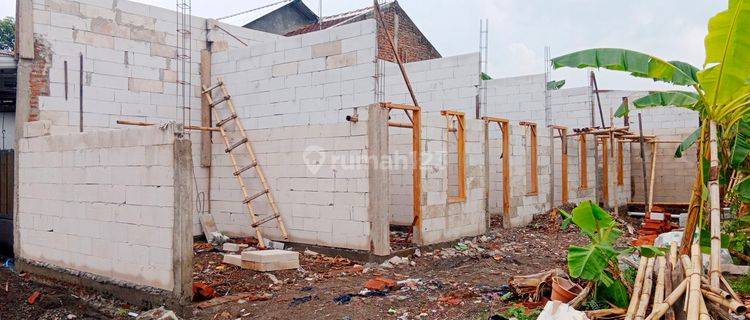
<box><xmin>16</xmin><ymin>125</ymin><xmax>188</xmax><ymax>291</ymax></box>
<box><xmin>376</xmin><ymin>5</ymin><xmax>441</xmax><ymax>63</ymax></box>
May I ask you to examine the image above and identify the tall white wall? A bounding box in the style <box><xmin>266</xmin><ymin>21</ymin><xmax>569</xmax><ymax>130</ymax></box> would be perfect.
<box><xmin>208</xmin><ymin>21</ymin><xmax>377</xmax><ymax>249</ymax></box>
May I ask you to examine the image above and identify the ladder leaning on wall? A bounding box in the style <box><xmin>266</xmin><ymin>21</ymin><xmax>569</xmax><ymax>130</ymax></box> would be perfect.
<box><xmin>201</xmin><ymin>76</ymin><xmax>289</xmax><ymax>246</ymax></box>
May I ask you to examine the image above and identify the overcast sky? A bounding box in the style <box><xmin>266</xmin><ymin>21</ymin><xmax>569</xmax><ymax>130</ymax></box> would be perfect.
<box><xmin>0</xmin><ymin>0</ymin><xmax>725</xmax><ymax>90</ymax></box>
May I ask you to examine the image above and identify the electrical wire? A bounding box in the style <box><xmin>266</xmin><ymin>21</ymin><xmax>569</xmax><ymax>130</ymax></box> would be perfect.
<box><xmin>216</xmin><ymin>0</ymin><xmax>293</xmax><ymax>21</ymax></box>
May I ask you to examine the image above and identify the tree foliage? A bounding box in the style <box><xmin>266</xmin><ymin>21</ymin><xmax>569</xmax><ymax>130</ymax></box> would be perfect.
<box><xmin>0</xmin><ymin>17</ymin><xmax>14</xmax><ymax>52</ymax></box>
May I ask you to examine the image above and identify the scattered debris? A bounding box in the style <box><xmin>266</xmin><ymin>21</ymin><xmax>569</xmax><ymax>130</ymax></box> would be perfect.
<box><xmin>364</xmin><ymin>277</ymin><xmax>397</xmax><ymax>291</ymax></box>
<box><xmin>509</xmin><ymin>268</ymin><xmax>568</xmax><ymax>301</ymax></box>
<box><xmin>134</xmin><ymin>307</ymin><xmax>178</xmax><ymax>320</ymax></box>
<box><xmin>333</xmin><ymin>294</ymin><xmax>352</xmax><ymax>305</ymax></box>
<box><xmin>289</xmin><ymin>295</ymin><xmax>312</xmax><ymax>307</ymax></box>
<box><xmin>303</xmin><ymin>249</ymin><xmax>319</xmax><ymax>256</ymax></box>
<box><xmin>192</xmin><ymin>281</ymin><xmax>216</xmax><ymax>301</ymax></box>
<box><xmin>195</xmin><ymin>292</ymin><xmax>272</xmax><ymax>309</ymax></box>
<box><xmin>266</xmin><ymin>273</ymin><xmax>281</xmax><ymax>285</ymax></box>
<box><xmin>27</xmin><ymin>291</ymin><xmax>41</xmax><ymax>305</ymax></box>
<box><xmin>221</xmin><ymin>242</ymin><xmax>249</xmax><ymax>252</ymax></box>
<box><xmin>537</xmin><ymin>301</ymin><xmax>589</xmax><ymax>320</ymax></box>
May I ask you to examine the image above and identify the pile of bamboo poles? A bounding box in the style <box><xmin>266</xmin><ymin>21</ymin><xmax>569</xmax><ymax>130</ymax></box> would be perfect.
<box><xmin>621</xmin><ymin>242</ymin><xmax>747</xmax><ymax>320</ymax></box>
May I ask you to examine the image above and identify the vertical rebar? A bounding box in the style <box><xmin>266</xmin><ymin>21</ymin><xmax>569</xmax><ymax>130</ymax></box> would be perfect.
<box><xmin>79</xmin><ymin>53</ymin><xmax>83</xmax><ymax>132</ymax></box>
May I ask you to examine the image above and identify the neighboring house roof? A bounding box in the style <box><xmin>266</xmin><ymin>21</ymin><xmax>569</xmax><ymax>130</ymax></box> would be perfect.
<box><xmin>220</xmin><ymin>0</ymin><xmax>319</xmax><ymax>35</ymax></box>
<box><xmin>285</xmin><ymin>1</ymin><xmax>396</xmax><ymax>36</ymax></box>
<box><xmin>0</xmin><ymin>52</ymin><xmax>16</xmax><ymax>69</ymax></box>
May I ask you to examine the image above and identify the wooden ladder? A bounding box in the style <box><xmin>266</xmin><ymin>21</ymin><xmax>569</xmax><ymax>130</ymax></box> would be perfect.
<box><xmin>202</xmin><ymin>76</ymin><xmax>289</xmax><ymax>246</ymax></box>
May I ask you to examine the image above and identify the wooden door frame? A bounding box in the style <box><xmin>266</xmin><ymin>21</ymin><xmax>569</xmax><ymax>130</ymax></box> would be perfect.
<box><xmin>384</xmin><ymin>103</ymin><xmax>422</xmax><ymax>244</ymax></box>
<box><xmin>482</xmin><ymin>116</ymin><xmax>510</xmax><ymax>220</ymax></box>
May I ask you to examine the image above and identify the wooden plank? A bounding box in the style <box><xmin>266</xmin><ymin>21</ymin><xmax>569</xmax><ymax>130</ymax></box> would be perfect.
<box><xmin>412</xmin><ymin>108</ymin><xmax>422</xmax><ymax>243</ymax></box>
<box><xmin>387</xmin><ymin>121</ymin><xmax>413</xmax><ymax>128</ymax></box>
<box><xmin>579</xmin><ymin>135</ymin><xmax>588</xmax><ymax>189</ymax></box>
<box><xmin>527</xmin><ymin>124</ymin><xmax>539</xmax><ymax>195</ymax></box>
<box><xmin>601</xmin><ymin>138</ymin><xmax>609</xmax><ymax>204</ymax></box>
<box><xmin>384</xmin><ymin>102</ymin><xmax>420</xmax><ymax>111</ymax></box>
<box><xmin>200</xmin><ymin>50</ymin><xmax>212</xmax><ymax>167</ymax></box>
<box><xmin>482</xmin><ymin>116</ymin><xmax>509</xmax><ymax>124</ymax></box>
<box><xmin>501</xmin><ymin>122</ymin><xmax>510</xmax><ymax>216</ymax></box>
<box><xmin>561</xmin><ymin>128</ymin><xmax>568</xmax><ymax>203</ymax></box>
<box><xmin>617</xmin><ymin>140</ymin><xmax>624</xmax><ymax>185</ymax></box>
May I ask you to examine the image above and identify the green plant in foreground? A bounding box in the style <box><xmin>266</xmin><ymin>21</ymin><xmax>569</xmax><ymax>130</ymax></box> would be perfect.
<box><xmin>728</xmin><ymin>274</ymin><xmax>750</xmax><ymax>294</ymax></box>
<box><xmin>501</xmin><ymin>306</ymin><xmax>541</xmax><ymax>320</ymax></box>
<box><xmin>560</xmin><ymin>201</ymin><xmax>664</xmax><ymax>308</ymax></box>
<box><xmin>552</xmin><ymin>0</ymin><xmax>750</xmax><ymax>255</ymax></box>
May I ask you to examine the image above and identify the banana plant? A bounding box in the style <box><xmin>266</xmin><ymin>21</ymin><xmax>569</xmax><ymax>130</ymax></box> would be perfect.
<box><xmin>561</xmin><ymin>201</ymin><xmax>663</xmax><ymax>307</ymax></box>
<box><xmin>551</xmin><ymin>0</ymin><xmax>750</xmax><ymax>257</ymax></box>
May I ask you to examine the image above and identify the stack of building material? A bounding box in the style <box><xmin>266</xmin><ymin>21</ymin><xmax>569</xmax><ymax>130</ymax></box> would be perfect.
<box><xmin>222</xmin><ymin>249</ymin><xmax>300</xmax><ymax>271</ymax></box>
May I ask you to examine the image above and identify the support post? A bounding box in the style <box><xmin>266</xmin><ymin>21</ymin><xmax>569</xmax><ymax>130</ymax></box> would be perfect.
<box><xmin>638</xmin><ymin>113</ymin><xmax>649</xmax><ymax>210</ymax></box>
<box><xmin>368</xmin><ymin>104</ymin><xmax>391</xmax><ymax>256</ymax></box>
<box><xmin>173</xmin><ymin>138</ymin><xmax>195</xmax><ymax>304</ymax></box>
<box><xmin>200</xmin><ymin>50</ymin><xmax>212</xmax><ymax>167</ymax></box>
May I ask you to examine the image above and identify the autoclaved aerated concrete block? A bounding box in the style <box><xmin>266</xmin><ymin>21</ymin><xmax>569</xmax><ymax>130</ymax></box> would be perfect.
<box><xmin>240</xmin><ymin>249</ymin><xmax>300</xmax><ymax>271</ymax></box>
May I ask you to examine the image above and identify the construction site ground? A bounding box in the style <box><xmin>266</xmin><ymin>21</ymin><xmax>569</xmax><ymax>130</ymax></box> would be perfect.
<box><xmin>1</xmin><ymin>214</ymin><xmax>620</xmax><ymax>320</ymax></box>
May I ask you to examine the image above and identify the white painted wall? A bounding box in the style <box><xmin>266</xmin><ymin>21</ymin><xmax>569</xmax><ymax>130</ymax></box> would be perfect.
<box><xmin>17</xmin><ymin>125</ymin><xmax>180</xmax><ymax>291</ymax></box>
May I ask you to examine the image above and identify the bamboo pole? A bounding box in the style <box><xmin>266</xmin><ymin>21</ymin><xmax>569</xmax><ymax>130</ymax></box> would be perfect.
<box><xmin>586</xmin><ymin>308</ymin><xmax>627</xmax><ymax>318</ymax></box>
<box><xmin>698</xmin><ymin>294</ymin><xmax>711</xmax><ymax>320</ymax></box>
<box><xmin>687</xmin><ymin>242</ymin><xmax>703</xmax><ymax>320</ymax></box>
<box><xmin>669</xmin><ymin>243</ymin><xmax>678</xmax><ymax>271</ymax></box>
<box><xmin>701</xmin><ymin>289</ymin><xmax>748</xmax><ymax>313</ymax></box>
<box><xmin>654</xmin><ymin>257</ymin><xmax>666</xmax><ymax>305</ymax></box>
<box><xmin>610</xmin><ymin>106</ymin><xmax>619</xmax><ymax>215</ymax></box>
<box><xmin>636</xmin><ymin>258</ymin><xmax>656</xmax><ymax>320</ymax></box>
<box><xmin>701</xmin><ymin>278</ymin><xmax>732</xmax><ymax>299</ymax></box>
<box><xmin>647</xmin><ymin>141</ymin><xmax>658</xmax><ymax>216</ymax></box>
<box><xmin>645</xmin><ymin>279</ymin><xmax>688</xmax><ymax>320</ymax></box>
<box><xmin>626</xmin><ymin>256</ymin><xmax>650</xmax><ymax>320</ymax></box>
<box><xmin>708</xmin><ymin>121</ymin><xmax>721</xmax><ymax>287</ymax></box>
<box><xmin>705</xmin><ymin>301</ymin><xmax>733</xmax><ymax>320</ymax></box>
<box><xmin>663</xmin><ymin>257</ymin><xmax>675</xmax><ymax>320</ymax></box>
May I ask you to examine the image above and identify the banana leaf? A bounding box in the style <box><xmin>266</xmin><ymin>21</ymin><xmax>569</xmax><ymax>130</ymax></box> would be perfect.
<box><xmin>568</xmin><ymin>244</ymin><xmax>618</xmax><ymax>286</ymax></box>
<box><xmin>570</xmin><ymin>200</ymin><xmax>616</xmax><ymax>239</ymax></box>
<box><xmin>733</xmin><ymin>176</ymin><xmax>750</xmax><ymax>202</ymax></box>
<box><xmin>674</xmin><ymin>127</ymin><xmax>701</xmax><ymax>158</ymax></box>
<box><xmin>547</xmin><ymin>80</ymin><xmax>565</xmax><ymax>90</ymax></box>
<box><xmin>481</xmin><ymin>72</ymin><xmax>492</xmax><ymax>80</ymax></box>
<box><xmin>633</xmin><ymin>91</ymin><xmax>701</xmax><ymax>111</ymax></box>
<box><xmin>552</xmin><ymin>48</ymin><xmax>698</xmax><ymax>86</ymax></box>
<box><xmin>699</xmin><ymin>0</ymin><xmax>750</xmax><ymax>107</ymax></box>
<box><xmin>597</xmin><ymin>279</ymin><xmax>629</xmax><ymax>308</ymax></box>
<box><xmin>669</xmin><ymin>60</ymin><xmax>700</xmax><ymax>83</ymax></box>
<box><xmin>614</xmin><ymin>100</ymin><xmax>629</xmax><ymax>118</ymax></box>
<box><xmin>731</xmin><ymin>119</ymin><xmax>750</xmax><ymax>167</ymax></box>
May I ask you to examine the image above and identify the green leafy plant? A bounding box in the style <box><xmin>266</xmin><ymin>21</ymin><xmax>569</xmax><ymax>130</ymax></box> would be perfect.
<box><xmin>501</xmin><ymin>306</ymin><xmax>541</xmax><ymax>320</ymax></box>
<box><xmin>552</xmin><ymin>0</ymin><xmax>750</xmax><ymax>254</ymax></box>
<box><xmin>562</xmin><ymin>201</ymin><xmax>664</xmax><ymax>308</ymax></box>
<box><xmin>728</xmin><ymin>274</ymin><xmax>750</xmax><ymax>294</ymax></box>
<box><xmin>0</xmin><ymin>17</ymin><xmax>14</xmax><ymax>52</ymax></box>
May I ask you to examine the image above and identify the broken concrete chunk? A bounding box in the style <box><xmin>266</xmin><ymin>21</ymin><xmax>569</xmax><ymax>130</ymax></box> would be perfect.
<box><xmin>303</xmin><ymin>249</ymin><xmax>319</xmax><ymax>256</ymax></box>
<box><xmin>222</xmin><ymin>242</ymin><xmax>249</xmax><ymax>252</ymax></box>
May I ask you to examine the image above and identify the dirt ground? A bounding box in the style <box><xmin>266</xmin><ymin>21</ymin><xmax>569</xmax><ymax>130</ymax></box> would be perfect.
<box><xmin>0</xmin><ymin>214</ymin><xmax>599</xmax><ymax>320</ymax></box>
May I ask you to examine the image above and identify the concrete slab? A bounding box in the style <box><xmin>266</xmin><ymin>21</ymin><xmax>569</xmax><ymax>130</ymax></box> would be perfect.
<box><xmin>222</xmin><ymin>243</ymin><xmax>248</xmax><ymax>252</ymax></box>
<box><xmin>240</xmin><ymin>250</ymin><xmax>300</xmax><ymax>271</ymax></box>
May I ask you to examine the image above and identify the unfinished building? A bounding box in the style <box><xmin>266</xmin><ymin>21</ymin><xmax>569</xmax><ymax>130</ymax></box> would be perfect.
<box><xmin>8</xmin><ymin>0</ymin><xmax>699</xmax><ymax>307</ymax></box>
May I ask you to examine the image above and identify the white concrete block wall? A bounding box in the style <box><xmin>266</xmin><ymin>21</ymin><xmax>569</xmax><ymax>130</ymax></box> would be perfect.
<box><xmin>419</xmin><ymin>112</ymin><xmax>486</xmax><ymax>244</ymax></box>
<box><xmin>381</xmin><ymin>53</ymin><xmax>480</xmax><ymax>114</ymax></box>
<box><xmin>485</xmin><ymin>74</ymin><xmax>547</xmax><ymax>123</ymax></box>
<box><xmin>211</xmin><ymin>20</ymin><xmax>378</xmax><ymax>129</ymax></box>
<box><xmin>209</xmin><ymin>120</ymin><xmax>371</xmax><ymax>251</ymax></box>
<box><xmin>17</xmin><ymin>126</ymin><xmax>178</xmax><ymax>290</ymax></box>
<box><xmin>33</xmin><ymin>0</ymin><xmax>281</xmax><ymax>134</ymax></box>
<box><xmin>388</xmin><ymin>127</ymin><xmax>414</xmax><ymax>225</ymax></box>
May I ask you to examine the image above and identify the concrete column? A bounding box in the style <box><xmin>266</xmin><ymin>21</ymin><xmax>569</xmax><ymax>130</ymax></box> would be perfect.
<box><xmin>172</xmin><ymin>136</ymin><xmax>195</xmax><ymax>304</ymax></box>
<box><xmin>367</xmin><ymin>104</ymin><xmax>390</xmax><ymax>256</ymax></box>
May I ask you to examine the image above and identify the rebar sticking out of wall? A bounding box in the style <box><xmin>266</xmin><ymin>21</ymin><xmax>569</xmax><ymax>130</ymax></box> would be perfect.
<box><xmin>176</xmin><ymin>0</ymin><xmax>192</xmax><ymax>128</ymax></box>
